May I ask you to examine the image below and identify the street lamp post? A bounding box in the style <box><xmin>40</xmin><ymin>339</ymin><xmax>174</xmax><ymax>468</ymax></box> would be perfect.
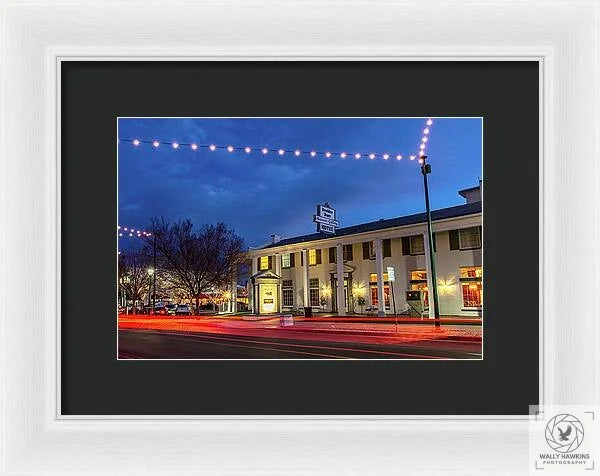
<box><xmin>152</xmin><ymin>233</ymin><xmax>157</xmax><ymax>314</ymax></box>
<box><xmin>420</xmin><ymin>155</ymin><xmax>441</xmax><ymax>327</ymax></box>
<box><xmin>147</xmin><ymin>268</ymin><xmax>155</xmax><ymax>311</ymax></box>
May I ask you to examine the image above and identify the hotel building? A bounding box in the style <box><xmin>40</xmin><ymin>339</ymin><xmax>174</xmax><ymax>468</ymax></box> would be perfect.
<box><xmin>246</xmin><ymin>184</ymin><xmax>482</xmax><ymax>318</ymax></box>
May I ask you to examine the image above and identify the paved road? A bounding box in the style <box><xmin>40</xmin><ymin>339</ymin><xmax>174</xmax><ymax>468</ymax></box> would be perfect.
<box><xmin>118</xmin><ymin>329</ymin><xmax>482</xmax><ymax>360</ymax></box>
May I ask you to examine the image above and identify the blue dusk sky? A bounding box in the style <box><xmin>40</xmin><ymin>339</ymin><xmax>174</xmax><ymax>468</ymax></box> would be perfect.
<box><xmin>118</xmin><ymin>118</ymin><xmax>482</xmax><ymax>248</ymax></box>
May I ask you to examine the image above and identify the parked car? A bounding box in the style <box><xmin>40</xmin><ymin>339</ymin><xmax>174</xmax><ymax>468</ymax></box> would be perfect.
<box><xmin>165</xmin><ymin>304</ymin><xmax>177</xmax><ymax>315</ymax></box>
<box><xmin>175</xmin><ymin>304</ymin><xmax>191</xmax><ymax>316</ymax></box>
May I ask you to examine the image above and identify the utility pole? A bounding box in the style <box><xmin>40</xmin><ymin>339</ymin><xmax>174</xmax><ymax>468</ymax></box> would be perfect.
<box><xmin>420</xmin><ymin>155</ymin><xmax>441</xmax><ymax>327</ymax></box>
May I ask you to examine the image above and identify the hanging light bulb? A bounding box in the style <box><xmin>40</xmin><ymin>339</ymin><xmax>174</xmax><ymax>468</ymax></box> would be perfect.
<box><xmin>278</xmin><ymin>149</ymin><xmax>285</xmax><ymax>156</ymax></box>
<box><xmin>191</xmin><ymin>143</ymin><xmax>198</xmax><ymax>150</ymax></box>
<box><xmin>423</xmin><ymin>128</ymin><xmax>430</xmax><ymax>135</ymax></box>
<box><xmin>325</xmin><ymin>152</ymin><xmax>331</xmax><ymax>158</ymax></box>
<box><xmin>354</xmin><ymin>153</ymin><xmax>361</xmax><ymax>159</ymax></box>
<box><xmin>172</xmin><ymin>142</ymin><xmax>179</xmax><ymax>149</ymax></box>
<box><xmin>294</xmin><ymin>150</ymin><xmax>301</xmax><ymax>156</ymax></box>
<box><xmin>427</xmin><ymin>118</ymin><xmax>433</xmax><ymax>126</ymax></box>
<box><xmin>152</xmin><ymin>140</ymin><xmax>160</xmax><ymax>148</ymax></box>
<box><xmin>132</xmin><ymin>139</ymin><xmax>140</xmax><ymax>146</ymax></box>
<box><xmin>227</xmin><ymin>145</ymin><xmax>234</xmax><ymax>152</ymax></box>
<box><xmin>420</xmin><ymin>143</ymin><xmax>426</xmax><ymax>150</ymax></box>
<box><xmin>340</xmin><ymin>152</ymin><xmax>347</xmax><ymax>159</ymax></box>
<box><xmin>209</xmin><ymin>144</ymin><xmax>216</xmax><ymax>151</ymax></box>
<box><xmin>383</xmin><ymin>154</ymin><xmax>389</xmax><ymax>160</ymax></box>
<box><xmin>369</xmin><ymin>153</ymin><xmax>375</xmax><ymax>160</ymax></box>
<box><xmin>422</xmin><ymin>136</ymin><xmax>428</xmax><ymax>143</ymax></box>
<box><xmin>244</xmin><ymin>147</ymin><xmax>252</xmax><ymax>153</ymax></box>
<box><xmin>396</xmin><ymin>155</ymin><xmax>402</xmax><ymax>161</ymax></box>
<box><xmin>261</xmin><ymin>148</ymin><xmax>268</xmax><ymax>154</ymax></box>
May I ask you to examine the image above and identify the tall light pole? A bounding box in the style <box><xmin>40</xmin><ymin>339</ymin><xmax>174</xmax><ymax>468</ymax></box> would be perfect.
<box><xmin>152</xmin><ymin>233</ymin><xmax>157</xmax><ymax>314</ymax></box>
<box><xmin>420</xmin><ymin>155</ymin><xmax>441</xmax><ymax>327</ymax></box>
<box><xmin>147</xmin><ymin>268</ymin><xmax>154</xmax><ymax>311</ymax></box>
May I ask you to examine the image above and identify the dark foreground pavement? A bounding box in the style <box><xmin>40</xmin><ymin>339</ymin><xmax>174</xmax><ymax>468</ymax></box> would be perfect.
<box><xmin>118</xmin><ymin>328</ymin><xmax>482</xmax><ymax>360</ymax></box>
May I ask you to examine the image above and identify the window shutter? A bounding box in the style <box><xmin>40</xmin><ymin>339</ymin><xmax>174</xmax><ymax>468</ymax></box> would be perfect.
<box><xmin>479</xmin><ymin>225</ymin><xmax>482</xmax><ymax>243</ymax></box>
<box><xmin>449</xmin><ymin>230</ymin><xmax>460</xmax><ymax>250</ymax></box>
<box><xmin>316</xmin><ymin>249</ymin><xmax>322</xmax><ymax>264</ymax></box>
<box><xmin>433</xmin><ymin>233</ymin><xmax>437</xmax><ymax>252</ymax></box>
<box><xmin>290</xmin><ymin>253</ymin><xmax>295</xmax><ymax>267</ymax></box>
<box><xmin>300</xmin><ymin>252</ymin><xmax>303</xmax><ymax>266</ymax></box>
<box><xmin>268</xmin><ymin>255</ymin><xmax>273</xmax><ymax>270</ymax></box>
<box><xmin>329</xmin><ymin>247</ymin><xmax>336</xmax><ymax>263</ymax></box>
<box><xmin>362</xmin><ymin>242</ymin><xmax>370</xmax><ymax>260</ymax></box>
<box><xmin>401</xmin><ymin>237</ymin><xmax>410</xmax><ymax>255</ymax></box>
<box><xmin>383</xmin><ymin>239</ymin><xmax>391</xmax><ymax>258</ymax></box>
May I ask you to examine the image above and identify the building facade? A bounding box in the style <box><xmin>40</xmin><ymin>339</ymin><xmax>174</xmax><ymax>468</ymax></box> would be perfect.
<box><xmin>246</xmin><ymin>185</ymin><xmax>483</xmax><ymax>318</ymax></box>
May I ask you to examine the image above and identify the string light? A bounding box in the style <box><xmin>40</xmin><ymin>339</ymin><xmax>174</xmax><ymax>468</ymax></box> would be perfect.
<box><xmin>416</xmin><ymin>118</ymin><xmax>434</xmax><ymax>159</ymax></box>
<box><xmin>118</xmin><ymin>225</ymin><xmax>152</xmax><ymax>238</ymax></box>
<box><xmin>120</xmin><ymin>118</ymin><xmax>438</xmax><ymax>165</ymax></box>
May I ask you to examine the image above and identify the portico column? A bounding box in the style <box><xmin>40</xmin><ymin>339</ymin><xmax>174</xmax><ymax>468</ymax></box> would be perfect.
<box><xmin>336</xmin><ymin>244</ymin><xmax>345</xmax><ymax>316</ymax></box>
<box><xmin>251</xmin><ymin>258</ymin><xmax>258</xmax><ymax>313</ymax></box>
<box><xmin>423</xmin><ymin>231</ymin><xmax>436</xmax><ymax>319</ymax></box>
<box><xmin>231</xmin><ymin>276</ymin><xmax>237</xmax><ymax>313</ymax></box>
<box><xmin>374</xmin><ymin>238</ymin><xmax>385</xmax><ymax>317</ymax></box>
<box><xmin>275</xmin><ymin>253</ymin><xmax>282</xmax><ymax>312</ymax></box>
<box><xmin>302</xmin><ymin>249</ymin><xmax>309</xmax><ymax>308</ymax></box>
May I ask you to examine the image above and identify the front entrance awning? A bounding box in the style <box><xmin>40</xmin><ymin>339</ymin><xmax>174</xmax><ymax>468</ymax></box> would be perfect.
<box><xmin>251</xmin><ymin>270</ymin><xmax>281</xmax><ymax>281</ymax></box>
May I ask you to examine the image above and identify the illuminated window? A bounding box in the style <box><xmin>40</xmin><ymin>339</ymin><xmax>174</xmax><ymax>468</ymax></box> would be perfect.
<box><xmin>309</xmin><ymin>278</ymin><xmax>320</xmax><ymax>307</ymax></box>
<box><xmin>462</xmin><ymin>282</ymin><xmax>483</xmax><ymax>308</ymax></box>
<box><xmin>371</xmin><ymin>286</ymin><xmax>391</xmax><ymax>309</ymax></box>
<box><xmin>409</xmin><ymin>270</ymin><xmax>428</xmax><ymax>308</ymax></box>
<box><xmin>410</xmin><ymin>235</ymin><xmax>425</xmax><ymax>255</ymax></box>
<box><xmin>282</xmin><ymin>280</ymin><xmax>293</xmax><ymax>307</ymax></box>
<box><xmin>459</xmin><ymin>266</ymin><xmax>482</xmax><ymax>308</ymax></box>
<box><xmin>459</xmin><ymin>227</ymin><xmax>481</xmax><ymax>250</ymax></box>
<box><xmin>281</xmin><ymin>253</ymin><xmax>290</xmax><ymax>268</ymax></box>
<box><xmin>259</xmin><ymin>256</ymin><xmax>269</xmax><ymax>270</ymax></box>
<box><xmin>410</xmin><ymin>270</ymin><xmax>427</xmax><ymax>281</ymax></box>
<box><xmin>369</xmin><ymin>273</ymin><xmax>390</xmax><ymax>283</ymax></box>
<box><xmin>459</xmin><ymin>266</ymin><xmax>482</xmax><ymax>278</ymax></box>
<box><xmin>309</xmin><ymin>249</ymin><xmax>317</xmax><ymax>265</ymax></box>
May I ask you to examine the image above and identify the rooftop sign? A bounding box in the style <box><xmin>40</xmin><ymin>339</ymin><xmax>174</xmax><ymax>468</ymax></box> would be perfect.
<box><xmin>313</xmin><ymin>203</ymin><xmax>338</xmax><ymax>234</ymax></box>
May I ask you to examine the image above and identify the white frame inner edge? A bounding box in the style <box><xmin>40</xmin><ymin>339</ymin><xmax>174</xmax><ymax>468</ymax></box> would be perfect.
<box><xmin>1</xmin><ymin>1</ymin><xmax>598</xmax><ymax>474</ymax></box>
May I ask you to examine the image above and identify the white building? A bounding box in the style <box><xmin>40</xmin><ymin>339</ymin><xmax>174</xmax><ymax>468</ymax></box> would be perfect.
<box><xmin>246</xmin><ymin>184</ymin><xmax>482</xmax><ymax>318</ymax></box>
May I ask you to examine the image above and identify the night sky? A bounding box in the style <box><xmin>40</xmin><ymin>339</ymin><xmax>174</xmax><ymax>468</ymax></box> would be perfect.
<box><xmin>118</xmin><ymin>118</ymin><xmax>482</xmax><ymax>249</ymax></box>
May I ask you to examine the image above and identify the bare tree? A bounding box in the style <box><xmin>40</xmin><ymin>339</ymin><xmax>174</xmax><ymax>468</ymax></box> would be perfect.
<box><xmin>148</xmin><ymin>218</ymin><xmax>245</xmax><ymax>315</ymax></box>
<box><xmin>118</xmin><ymin>250</ymin><xmax>151</xmax><ymax>314</ymax></box>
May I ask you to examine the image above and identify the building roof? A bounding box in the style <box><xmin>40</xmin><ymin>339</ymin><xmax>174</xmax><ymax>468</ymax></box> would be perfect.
<box><xmin>261</xmin><ymin>201</ymin><xmax>482</xmax><ymax>249</ymax></box>
<box><xmin>458</xmin><ymin>184</ymin><xmax>481</xmax><ymax>198</ymax></box>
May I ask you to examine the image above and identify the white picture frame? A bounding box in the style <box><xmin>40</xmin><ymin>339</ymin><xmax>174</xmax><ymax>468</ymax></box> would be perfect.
<box><xmin>1</xmin><ymin>0</ymin><xmax>598</xmax><ymax>473</ymax></box>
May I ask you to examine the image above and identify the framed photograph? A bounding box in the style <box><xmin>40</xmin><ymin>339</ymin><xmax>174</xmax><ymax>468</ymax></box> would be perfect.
<box><xmin>2</xmin><ymin>1</ymin><xmax>598</xmax><ymax>474</ymax></box>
